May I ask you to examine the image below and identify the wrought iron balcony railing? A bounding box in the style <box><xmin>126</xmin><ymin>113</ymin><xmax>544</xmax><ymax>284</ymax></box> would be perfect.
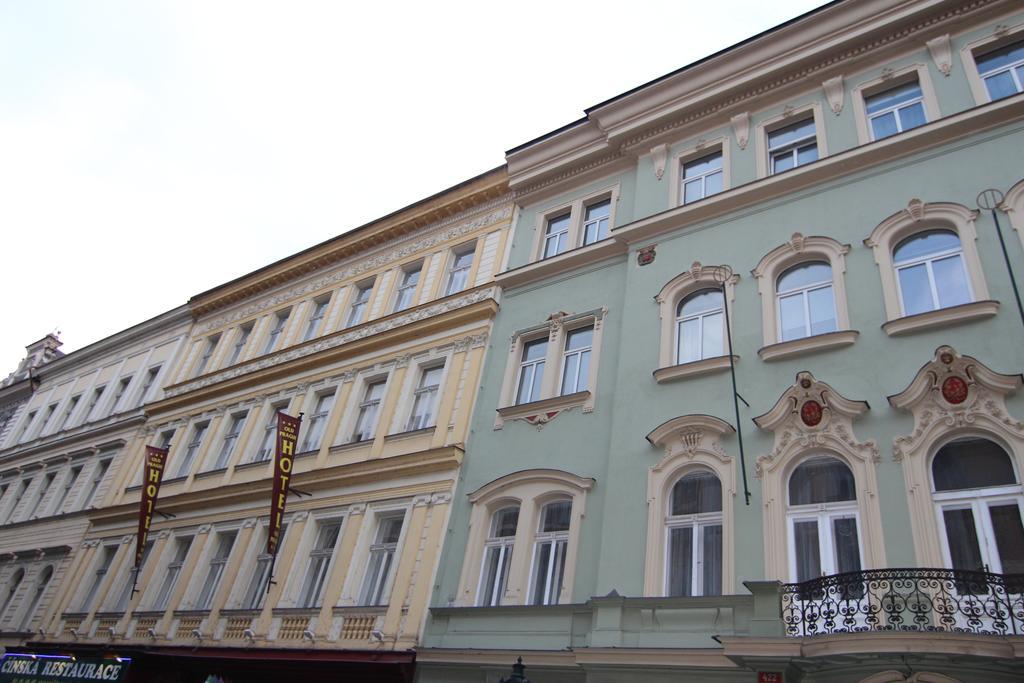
<box><xmin>781</xmin><ymin>567</ymin><xmax>1024</xmax><ymax>637</ymax></box>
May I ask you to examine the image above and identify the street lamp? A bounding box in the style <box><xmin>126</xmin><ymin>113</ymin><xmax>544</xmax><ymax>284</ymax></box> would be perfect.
<box><xmin>499</xmin><ymin>657</ymin><xmax>530</xmax><ymax>683</ymax></box>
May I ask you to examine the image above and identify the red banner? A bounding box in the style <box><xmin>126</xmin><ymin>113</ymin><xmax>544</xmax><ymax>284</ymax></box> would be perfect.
<box><xmin>136</xmin><ymin>445</ymin><xmax>169</xmax><ymax>567</ymax></box>
<box><xmin>267</xmin><ymin>412</ymin><xmax>301</xmax><ymax>556</ymax></box>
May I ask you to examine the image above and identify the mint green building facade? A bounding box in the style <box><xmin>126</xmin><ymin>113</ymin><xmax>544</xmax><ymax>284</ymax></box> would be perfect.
<box><xmin>418</xmin><ymin>1</ymin><xmax>1024</xmax><ymax>681</ymax></box>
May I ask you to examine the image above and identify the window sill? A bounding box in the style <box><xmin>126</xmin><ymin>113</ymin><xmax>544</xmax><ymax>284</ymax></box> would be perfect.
<box><xmin>219</xmin><ymin>608</ymin><xmax>261</xmax><ymax>617</ymax></box>
<box><xmin>194</xmin><ymin>467</ymin><xmax>227</xmax><ymax>480</ymax></box>
<box><xmin>882</xmin><ymin>300</ymin><xmax>999</xmax><ymax>337</ymax></box>
<box><xmin>331</xmin><ymin>605</ymin><xmax>388</xmax><ymax>616</ymax></box>
<box><xmin>271</xmin><ymin>607</ymin><xmax>321</xmax><ymax>617</ymax></box>
<box><xmin>758</xmin><ymin>330</ymin><xmax>859</xmax><ymax>362</ymax></box>
<box><xmin>385</xmin><ymin>426</ymin><xmax>436</xmax><ymax>441</ymax></box>
<box><xmin>329</xmin><ymin>439</ymin><xmax>373</xmax><ymax>454</ymax></box>
<box><xmin>234</xmin><ymin>458</ymin><xmax>272</xmax><ymax>471</ymax></box>
<box><xmin>130</xmin><ymin>610</ymin><xmax>165</xmax><ymax>619</ymax></box>
<box><xmin>653</xmin><ymin>356</ymin><xmax>737</xmax><ymax>384</ymax></box>
<box><xmin>161</xmin><ymin>475</ymin><xmax>188</xmax><ymax>486</ymax></box>
<box><xmin>294</xmin><ymin>449</ymin><xmax>318</xmax><ymax>459</ymax></box>
<box><xmin>497</xmin><ymin>391</ymin><xmax>592</xmax><ymax>424</ymax></box>
<box><xmin>172</xmin><ymin>609</ymin><xmax>211</xmax><ymax>617</ymax></box>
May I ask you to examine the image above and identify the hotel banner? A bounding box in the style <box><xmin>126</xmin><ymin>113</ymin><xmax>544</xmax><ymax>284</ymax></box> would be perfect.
<box><xmin>267</xmin><ymin>412</ymin><xmax>301</xmax><ymax>556</ymax></box>
<box><xmin>136</xmin><ymin>445</ymin><xmax>169</xmax><ymax>567</ymax></box>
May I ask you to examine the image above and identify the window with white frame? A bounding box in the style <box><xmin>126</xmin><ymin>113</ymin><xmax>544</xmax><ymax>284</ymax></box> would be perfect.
<box><xmin>893</xmin><ymin>230</ymin><xmax>972</xmax><ymax>316</ymax></box>
<box><xmin>768</xmin><ymin>118</ymin><xmax>818</xmax><ymax>174</ymax></box>
<box><xmin>529</xmin><ymin>500</ymin><xmax>571</xmax><ymax>605</ymax></box>
<box><xmin>676</xmin><ymin>289</ymin><xmax>725</xmax><ymax>364</ymax></box>
<box><xmin>15</xmin><ymin>410</ymin><xmax>36</xmax><ymax>443</ymax></box>
<box><xmin>445</xmin><ymin>246</ymin><xmax>476</xmax><ymax>296</ymax></box>
<box><xmin>3</xmin><ymin>479</ymin><xmax>31</xmax><ymax>523</ymax></box>
<box><xmin>301</xmin><ymin>392</ymin><xmax>335</xmax><ymax>452</ymax></box>
<box><xmin>352</xmin><ymin>379</ymin><xmax>386</xmax><ymax>442</ymax></box>
<box><xmin>18</xmin><ymin>565</ymin><xmax>52</xmax><ymax>631</ymax></box>
<box><xmin>776</xmin><ymin>262</ymin><xmax>837</xmax><ymax>342</ymax></box>
<box><xmin>252</xmin><ymin>402</ymin><xmax>288</xmax><ymax>463</ymax></box>
<box><xmin>302</xmin><ymin>295</ymin><xmax>332</xmax><ymax>341</ymax></box>
<box><xmin>152</xmin><ymin>536</ymin><xmax>193</xmax><ymax>610</ymax></box>
<box><xmin>212</xmin><ymin>411</ymin><xmax>248</xmax><ymax>469</ymax></box>
<box><xmin>110</xmin><ymin>375</ymin><xmax>134</xmax><ymax>415</ymax></box>
<box><xmin>81</xmin><ymin>459</ymin><xmax>110</xmax><ymax>508</ymax></box>
<box><xmin>787</xmin><ymin>456</ymin><xmax>862</xmax><ymax>582</ymax></box>
<box><xmin>406</xmin><ymin>365</ymin><xmax>443</xmax><ymax>431</ymax></box>
<box><xmin>358</xmin><ymin>514</ymin><xmax>404</xmax><ymax>606</ymax></box>
<box><xmin>542</xmin><ymin>212</ymin><xmax>571</xmax><ymax>259</ymax></box>
<box><xmin>84</xmin><ymin>387</ymin><xmax>105</xmax><ymax>423</ymax></box>
<box><xmin>263</xmin><ymin>309</ymin><xmax>291</xmax><ymax>354</ymax></box>
<box><xmin>112</xmin><ymin>541</ymin><xmax>152</xmax><ymax>612</ymax></box>
<box><xmin>241</xmin><ymin>524</ymin><xmax>287</xmax><ymax>610</ymax></box>
<box><xmin>226</xmin><ymin>324</ymin><xmax>253</xmax><ymax>366</ymax></box>
<box><xmin>346</xmin><ymin>280</ymin><xmax>374</xmax><ymax>327</ymax></box>
<box><xmin>932</xmin><ymin>438</ymin><xmax>1024</xmax><ymax>575</ymax></box>
<box><xmin>194</xmin><ymin>530</ymin><xmax>237</xmax><ymax>610</ymax></box>
<box><xmin>174</xmin><ymin>423</ymin><xmax>208</xmax><ymax>477</ymax></box>
<box><xmin>515</xmin><ymin>339</ymin><xmax>547</xmax><ymax>405</ymax></box>
<box><xmin>79</xmin><ymin>544</ymin><xmax>117</xmax><ymax>611</ymax></box>
<box><xmin>52</xmin><ymin>466</ymin><xmax>81</xmax><ymax>514</ymax></box>
<box><xmin>298</xmin><ymin>520</ymin><xmax>342</xmax><ymax>608</ymax></box>
<box><xmin>26</xmin><ymin>472</ymin><xmax>56</xmax><ymax>520</ymax></box>
<box><xmin>666</xmin><ymin>471</ymin><xmax>723</xmax><ymax>597</ymax></box>
<box><xmin>56</xmin><ymin>395</ymin><xmax>81</xmax><ymax>431</ymax></box>
<box><xmin>681</xmin><ymin>152</ymin><xmax>724</xmax><ymax>205</ymax></box>
<box><xmin>976</xmin><ymin>40</ymin><xmax>1024</xmax><ymax>101</ymax></box>
<box><xmin>38</xmin><ymin>403</ymin><xmax>58</xmax><ymax>437</ymax></box>
<box><xmin>560</xmin><ymin>326</ymin><xmax>593</xmax><ymax>395</ymax></box>
<box><xmin>393</xmin><ymin>263</ymin><xmax>422</xmax><ymax>312</ymax></box>
<box><xmin>477</xmin><ymin>506</ymin><xmax>518</xmax><ymax>607</ymax></box>
<box><xmin>1</xmin><ymin>569</ymin><xmax>23</xmax><ymax>618</ymax></box>
<box><xmin>137</xmin><ymin>365</ymin><xmax>161</xmax><ymax>406</ymax></box>
<box><xmin>865</xmin><ymin>81</ymin><xmax>927</xmax><ymax>140</ymax></box>
<box><xmin>194</xmin><ymin>334</ymin><xmax>220</xmax><ymax>377</ymax></box>
<box><xmin>581</xmin><ymin>199</ymin><xmax>611</xmax><ymax>246</ymax></box>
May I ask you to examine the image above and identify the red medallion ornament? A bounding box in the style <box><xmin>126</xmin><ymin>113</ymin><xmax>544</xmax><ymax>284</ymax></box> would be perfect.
<box><xmin>800</xmin><ymin>400</ymin><xmax>823</xmax><ymax>427</ymax></box>
<box><xmin>941</xmin><ymin>376</ymin><xmax>968</xmax><ymax>404</ymax></box>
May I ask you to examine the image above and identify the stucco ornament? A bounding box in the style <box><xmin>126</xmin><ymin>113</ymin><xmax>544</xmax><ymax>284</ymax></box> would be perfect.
<box><xmin>926</xmin><ymin>34</ymin><xmax>953</xmax><ymax>76</ymax></box>
<box><xmin>650</xmin><ymin>144</ymin><xmax>668</xmax><ymax>181</ymax></box>
<box><xmin>730</xmin><ymin>112</ymin><xmax>750</xmax><ymax>150</ymax></box>
<box><xmin>822</xmin><ymin>75</ymin><xmax>845</xmax><ymax>114</ymax></box>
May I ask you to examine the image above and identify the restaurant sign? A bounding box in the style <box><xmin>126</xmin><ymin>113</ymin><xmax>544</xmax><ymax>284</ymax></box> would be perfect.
<box><xmin>0</xmin><ymin>654</ymin><xmax>129</xmax><ymax>683</ymax></box>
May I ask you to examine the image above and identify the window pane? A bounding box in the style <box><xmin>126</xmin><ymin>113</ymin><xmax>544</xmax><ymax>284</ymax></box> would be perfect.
<box><xmin>793</xmin><ymin>520</ymin><xmax>822</xmax><ymax>582</ymax></box>
<box><xmin>701</xmin><ymin>311</ymin><xmax>723</xmax><ymax>360</ymax></box>
<box><xmin>493</xmin><ymin>507</ymin><xmax>519</xmax><ymax>537</ymax></box>
<box><xmin>866</xmin><ymin>82</ymin><xmax>922</xmax><ymax>114</ymax></box>
<box><xmin>943</xmin><ymin>508</ymin><xmax>984</xmax><ymax>571</ymax></box>
<box><xmin>871</xmin><ymin>111</ymin><xmax>899</xmax><ymax>140</ymax></box>
<box><xmin>703</xmin><ymin>524</ymin><xmax>723</xmax><ymax>596</ymax></box>
<box><xmin>833</xmin><ymin>517</ymin><xmax>861</xmax><ymax>574</ymax></box>
<box><xmin>807</xmin><ymin>286</ymin><xmax>837</xmax><ymax>335</ymax></box>
<box><xmin>933</xmin><ymin>438</ymin><xmax>1017</xmax><ymax>491</ymax></box>
<box><xmin>985</xmin><ymin>70</ymin><xmax>1019</xmax><ymax>100</ymax></box>
<box><xmin>564</xmin><ymin>327</ymin><xmax>592</xmax><ymax>351</ymax></box>
<box><xmin>679</xmin><ymin>289</ymin><xmax>723</xmax><ymax>317</ymax></box>
<box><xmin>522</xmin><ymin>339</ymin><xmax>547</xmax><ymax>362</ymax></box>
<box><xmin>897</xmin><ymin>263</ymin><xmax>933</xmax><ymax>315</ymax></box>
<box><xmin>704</xmin><ymin>170</ymin><xmax>723</xmax><ymax>197</ymax></box>
<box><xmin>531</xmin><ymin>543</ymin><xmax>552</xmax><ymax>604</ymax></box>
<box><xmin>978</xmin><ymin>41</ymin><xmax>1024</xmax><ymax>72</ymax></box>
<box><xmin>773</xmin><ymin>153</ymin><xmax>795</xmax><ymax>174</ymax></box>
<box><xmin>678</xmin><ymin>319</ymin><xmax>700</xmax><ymax>364</ymax></box>
<box><xmin>560</xmin><ymin>354</ymin><xmax>579</xmax><ymax>395</ymax></box>
<box><xmin>778</xmin><ymin>292</ymin><xmax>808</xmax><ymax>342</ymax></box>
<box><xmin>796</xmin><ymin>143</ymin><xmax>818</xmax><ymax>165</ymax></box>
<box><xmin>932</xmin><ymin>254</ymin><xmax>971</xmax><ymax>309</ymax></box>
<box><xmin>574</xmin><ymin>351</ymin><xmax>590</xmax><ymax>393</ymax></box>
<box><xmin>990</xmin><ymin>504</ymin><xmax>1024</xmax><ymax>574</ymax></box>
<box><xmin>789</xmin><ymin>456</ymin><xmax>856</xmax><ymax>505</ymax></box>
<box><xmin>893</xmin><ymin>230</ymin><xmax>960</xmax><ymax>262</ymax></box>
<box><xmin>540</xmin><ymin>501</ymin><xmax>571</xmax><ymax>532</ymax></box>
<box><xmin>667</xmin><ymin>526</ymin><xmax>694</xmax><ymax>596</ymax></box>
<box><xmin>683</xmin><ymin>179</ymin><xmax>704</xmax><ymax>204</ymax></box>
<box><xmin>683</xmin><ymin>153</ymin><xmax>722</xmax><ymax>178</ymax></box>
<box><xmin>899</xmin><ymin>101</ymin><xmax>926</xmax><ymax>131</ymax></box>
<box><xmin>778</xmin><ymin>262</ymin><xmax>831</xmax><ymax>293</ymax></box>
<box><xmin>671</xmin><ymin>472</ymin><xmax>723</xmax><ymax>515</ymax></box>
<box><xmin>768</xmin><ymin>119</ymin><xmax>815</xmax><ymax>148</ymax></box>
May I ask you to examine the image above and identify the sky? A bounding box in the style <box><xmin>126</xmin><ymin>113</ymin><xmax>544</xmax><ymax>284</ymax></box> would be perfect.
<box><xmin>0</xmin><ymin>0</ymin><xmax>828</xmax><ymax>372</ymax></box>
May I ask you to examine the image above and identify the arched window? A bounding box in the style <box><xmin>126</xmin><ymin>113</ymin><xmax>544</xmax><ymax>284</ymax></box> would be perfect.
<box><xmin>776</xmin><ymin>262</ymin><xmax>837</xmax><ymax>342</ymax></box>
<box><xmin>19</xmin><ymin>565</ymin><xmax>52</xmax><ymax>631</ymax></box>
<box><xmin>932</xmin><ymin>438</ymin><xmax>1024</xmax><ymax>574</ymax></box>
<box><xmin>666</xmin><ymin>471</ymin><xmax>723</xmax><ymax>596</ymax></box>
<box><xmin>1</xmin><ymin>568</ymin><xmax>24</xmax><ymax>618</ymax></box>
<box><xmin>676</xmin><ymin>289</ymin><xmax>724</xmax><ymax>364</ymax></box>
<box><xmin>787</xmin><ymin>456</ymin><xmax>862</xmax><ymax>582</ymax></box>
<box><xmin>530</xmin><ymin>500</ymin><xmax>571</xmax><ymax>605</ymax></box>
<box><xmin>477</xmin><ymin>506</ymin><xmax>519</xmax><ymax>606</ymax></box>
<box><xmin>893</xmin><ymin>230</ymin><xmax>971</xmax><ymax>316</ymax></box>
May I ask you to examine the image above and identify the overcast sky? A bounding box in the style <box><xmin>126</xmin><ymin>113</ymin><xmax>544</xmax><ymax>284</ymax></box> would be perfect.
<box><xmin>0</xmin><ymin>0</ymin><xmax>827</xmax><ymax>372</ymax></box>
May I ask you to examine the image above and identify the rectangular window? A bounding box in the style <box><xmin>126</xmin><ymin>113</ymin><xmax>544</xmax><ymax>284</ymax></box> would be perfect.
<box><xmin>39</xmin><ymin>403</ymin><xmax>59</xmax><ymax>435</ymax></box>
<box><xmin>681</xmin><ymin>152</ymin><xmax>724</xmax><ymax>204</ymax></box>
<box><xmin>302</xmin><ymin>295</ymin><xmax>332</xmax><ymax>341</ymax></box>
<box><xmin>52</xmin><ymin>466</ymin><xmax>81</xmax><ymax>514</ymax></box>
<box><xmin>253</xmin><ymin>402</ymin><xmax>287</xmax><ymax>463</ymax></box>
<box><xmin>358</xmin><ymin>515</ymin><xmax>404</xmax><ymax>606</ymax></box>
<box><xmin>768</xmin><ymin>118</ymin><xmax>818</xmax><ymax>174</ymax></box>
<box><xmin>195</xmin><ymin>531</ymin><xmax>237</xmax><ymax>610</ymax></box>
<box><xmin>56</xmin><ymin>395</ymin><xmax>81</xmax><ymax>431</ymax></box>
<box><xmin>346</xmin><ymin>281</ymin><xmax>374</xmax><ymax>327</ymax></box>
<box><xmin>560</xmin><ymin>326</ymin><xmax>593</xmax><ymax>395</ymax></box>
<box><xmin>515</xmin><ymin>339</ymin><xmax>547</xmax><ymax>405</ymax></box>
<box><xmin>110</xmin><ymin>376</ymin><xmax>134</xmax><ymax>415</ymax></box>
<box><xmin>226</xmin><ymin>324</ymin><xmax>253</xmax><ymax>366</ymax></box>
<box><xmin>27</xmin><ymin>472</ymin><xmax>56</xmax><ymax>519</ymax></box>
<box><xmin>212</xmin><ymin>412</ymin><xmax>248</xmax><ymax>469</ymax></box>
<box><xmin>407</xmin><ymin>365</ymin><xmax>443</xmax><ymax>431</ymax></box>
<box><xmin>175</xmin><ymin>423</ymin><xmax>208</xmax><ymax>477</ymax></box>
<box><xmin>113</xmin><ymin>541</ymin><xmax>152</xmax><ymax>612</ymax></box>
<box><xmin>81</xmin><ymin>459</ymin><xmax>111</xmax><ymax>508</ymax></box>
<box><xmin>153</xmin><ymin>536</ymin><xmax>193</xmax><ymax>610</ymax></box>
<box><xmin>352</xmin><ymin>379</ymin><xmax>386</xmax><ymax>442</ymax></box>
<box><xmin>79</xmin><ymin>545</ymin><xmax>117</xmax><ymax>611</ymax></box>
<box><xmin>241</xmin><ymin>525</ymin><xmax>287</xmax><ymax>610</ymax></box>
<box><xmin>445</xmin><ymin>247</ymin><xmax>476</xmax><ymax>296</ymax></box>
<box><xmin>530</xmin><ymin>502</ymin><xmax>571</xmax><ymax>605</ymax></box>
<box><xmin>137</xmin><ymin>365</ymin><xmax>161</xmax><ymax>406</ymax></box>
<box><xmin>865</xmin><ymin>81</ymin><xmax>926</xmax><ymax>140</ymax></box>
<box><xmin>298</xmin><ymin>520</ymin><xmax>342</xmax><ymax>607</ymax></box>
<box><xmin>16</xmin><ymin>410</ymin><xmax>36</xmax><ymax>443</ymax></box>
<box><xmin>977</xmin><ymin>40</ymin><xmax>1024</xmax><ymax>101</ymax></box>
<box><xmin>3</xmin><ymin>479</ymin><xmax>31</xmax><ymax>523</ymax></box>
<box><xmin>542</xmin><ymin>213</ymin><xmax>571</xmax><ymax>259</ymax></box>
<box><xmin>263</xmin><ymin>310</ymin><xmax>291</xmax><ymax>354</ymax></box>
<box><xmin>194</xmin><ymin>334</ymin><xmax>221</xmax><ymax>377</ymax></box>
<box><xmin>393</xmin><ymin>264</ymin><xmax>422</xmax><ymax>312</ymax></box>
<box><xmin>301</xmin><ymin>393</ymin><xmax>335</xmax><ymax>453</ymax></box>
<box><xmin>581</xmin><ymin>199</ymin><xmax>611</xmax><ymax>245</ymax></box>
<box><xmin>84</xmin><ymin>387</ymin><xmax>106</xmax><ymax>422</ymax></box>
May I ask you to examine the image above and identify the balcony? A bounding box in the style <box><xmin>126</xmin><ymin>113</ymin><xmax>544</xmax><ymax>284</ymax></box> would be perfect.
<box><xmin>781</xmin><ymin>567</ymin><xmax>1024</xmax><ymax>637</ymax></box>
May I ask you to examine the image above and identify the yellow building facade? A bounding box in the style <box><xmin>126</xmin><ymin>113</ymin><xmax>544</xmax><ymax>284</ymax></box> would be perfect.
<box><xmin>38</xmin><ymin>167</ymin><xmax>511</xmax><ymax>681</ymax></box>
